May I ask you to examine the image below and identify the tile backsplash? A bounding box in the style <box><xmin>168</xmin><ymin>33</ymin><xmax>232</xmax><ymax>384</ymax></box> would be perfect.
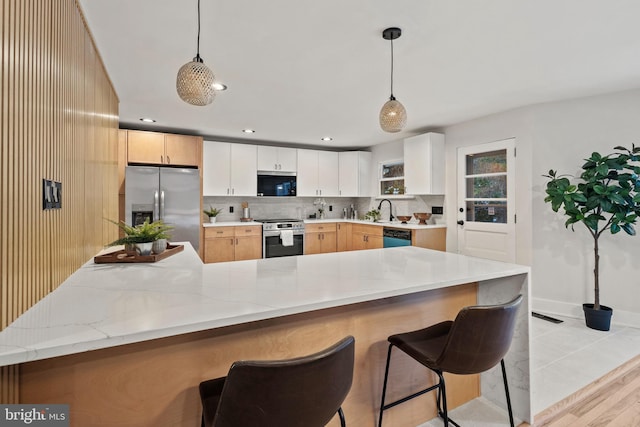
<box><xmin>203</xmin><ymin>195</ymin><xmax>445</xmax><ymax>224</ymax></box>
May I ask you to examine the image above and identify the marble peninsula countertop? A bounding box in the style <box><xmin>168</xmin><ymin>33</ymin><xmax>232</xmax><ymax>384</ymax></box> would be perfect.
<box><xmin>0</xmin><ymin>244</ymin><xmax>528</xmax><ymax>367</ymax></box>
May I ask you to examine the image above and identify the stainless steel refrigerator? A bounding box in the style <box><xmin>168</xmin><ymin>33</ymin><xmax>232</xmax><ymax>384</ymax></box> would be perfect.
<box><xmin>125</xmin><ymin>166</ymin><xmax>200</xmax><ymax>251</ymax></box>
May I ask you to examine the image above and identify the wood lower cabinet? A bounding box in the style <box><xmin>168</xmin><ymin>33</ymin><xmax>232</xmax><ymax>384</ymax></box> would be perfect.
<box><xmin>351</xmin><ymin>224</ymin><xmax>383</xmax><ymax>251</ymax></box>
<box><xmin>304</xmin><ymin>223</ymin><xmax>337</xmax><ymax>255</ymax></box>
<box><xmin>204</xmin><ymin>226</ymin><xmax>262</xmax><ymax>263</ymax></box>
<box><xmin>204</xmin><ymin>227</ymin><xmax>235</xmax><ymax>263</ymax></box>
<box><xmin>233</xmin><ymin>227</ymin><xmax>263</xmax><ymax>261</ymax></box>
<box><xmin>336</xmin><ymin>222</ymin><xmax>352</xmax><ymax>252</ymax></box>
<box><xmin>412</xmin><ymin>228</ymin><xmax>447</xmax><ymax>251</ymax></box>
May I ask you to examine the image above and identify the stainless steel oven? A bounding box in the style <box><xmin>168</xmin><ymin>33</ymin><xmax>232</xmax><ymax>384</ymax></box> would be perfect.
<box><xmin>257</xmin><ymin>219</ymin><xmax>305</xmax><ymax>258</ymax></box>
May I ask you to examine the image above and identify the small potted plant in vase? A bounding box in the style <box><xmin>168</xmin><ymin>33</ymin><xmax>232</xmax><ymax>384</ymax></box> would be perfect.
<box><xmin>203</xmin><ymin>206</ymin><xmax>222</xmax><ymax>223</ymax></box>
<box><xmin>544</xmin><ymin>145</ymin><xmax>640</xmax><ymax>331</ymax></box>
<box><xmin>364</xmin><ymin>208</ymin><xmax>381</xmax><ymax>222</ymax></box>
<box><xmin>108</xmin><ymin>219</ymin><xmax>173</xmax><ymax>255</ymax></box>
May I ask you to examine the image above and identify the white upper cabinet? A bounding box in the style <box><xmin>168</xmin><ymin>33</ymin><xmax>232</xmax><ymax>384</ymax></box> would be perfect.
<box><xmin>296</xmin><ymin>149</ymin><xmax>339</xmax><ymax>197</ymax></box>
<box><xmin>338</xmin><ymin>151</ymin><xmax>372</xmax><ymax>197</ymax></box>
<box><xmin>404</xmin><ymin>133</ymin><xmax>445</xmax><ymax>195</ymax></box>
<box><xmin>257</xmin><ymin>146</ymin><xmax>297</xmax><ymax>173</ymax></box>
<box><xmin>203</xmin><ymin>141</ymin><xmax>257</xmax><ymax>196</ymax></box>
<box><xmin>318</xmin><ymin>151</ymin><xmax>339</xmax><ymax>197</ymax></box>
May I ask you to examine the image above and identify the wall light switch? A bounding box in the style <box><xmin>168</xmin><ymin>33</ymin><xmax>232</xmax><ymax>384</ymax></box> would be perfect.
<box><xmin>52</xmin><ymin>181</ymin><xmax>62</xmax><ymax>209</ymax></box>
<box><xmin>432</xmin><ymin>206</ymin><xmax>444</xmax><ymax>215</ymax></box>
<box><xmin>42</xmin><ymin>179</ymin><xmax>52</xmax><ymax>210</ymax></box>
<box><xmin>42</xmin><ymin>179</ymin><xmax>62</xmax><ymax>210</ymax></box>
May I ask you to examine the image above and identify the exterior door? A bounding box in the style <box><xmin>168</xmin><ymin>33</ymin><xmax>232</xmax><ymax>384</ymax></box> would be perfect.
<box><xmin>456</xmin><ymin>139</ymin><xmax>516</xmax><ymax>262</ymax></box>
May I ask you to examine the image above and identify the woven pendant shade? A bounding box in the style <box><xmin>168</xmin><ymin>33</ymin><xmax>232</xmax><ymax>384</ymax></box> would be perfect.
<box><xmin>176</xmin><ymin>58</ymin><xmax>216</xmax><ymax>106</ymax></box>
<box><xmin>380</xmin><ymin>27</ymin><xmax>407</xmax><ymax>133</ymax></box>
<box><xmin>379</xmin><ymin>97</ymin><xmax>407</xmax><ymax>133</ymax></box>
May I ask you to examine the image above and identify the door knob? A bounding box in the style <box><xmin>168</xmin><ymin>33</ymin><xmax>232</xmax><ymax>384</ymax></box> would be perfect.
<box><xmin>457</xmin><ymin>220</ymin><xmax>464</xmax><ymax>226</ymax></box>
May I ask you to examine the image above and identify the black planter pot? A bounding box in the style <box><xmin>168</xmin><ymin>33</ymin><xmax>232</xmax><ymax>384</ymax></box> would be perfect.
<box><xmin>583</xmin><ymin>303</ymin><xmax>613</xmax><ymax>331</ymax></box>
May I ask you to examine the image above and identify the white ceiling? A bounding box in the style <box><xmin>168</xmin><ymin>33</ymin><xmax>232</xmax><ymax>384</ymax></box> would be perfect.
<box><xmin>78</xmin><ymin>0</ymin><xmax>640</xmax><ymax>149</ymax></box>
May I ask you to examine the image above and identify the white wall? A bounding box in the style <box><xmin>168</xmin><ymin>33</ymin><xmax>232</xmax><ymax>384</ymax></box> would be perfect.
<box><xmin>529</xmin><ymin>89</ymin><xmax>640</xmax><ymax>326</ymax></box>
<box><xmin>443</xmin><ymin>88</ymin><xmax>640</xmax><ymax>327</ymax></box>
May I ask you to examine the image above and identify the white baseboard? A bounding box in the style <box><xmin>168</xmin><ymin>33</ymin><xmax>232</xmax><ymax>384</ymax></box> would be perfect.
<box><xmin>532</xmin><ymin>297</ymin><xmax>640</xmax><ymax>329</ymax></box>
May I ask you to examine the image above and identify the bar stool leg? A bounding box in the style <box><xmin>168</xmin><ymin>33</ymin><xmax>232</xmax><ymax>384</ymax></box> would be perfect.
<box><xmin>501</xmin><ymin>359</ymin><xmax>515</xmax><ymax>427</ymax></box>
<box><xmin>436</xmin><ymin>371</ymin><xmax>449</xmax><ymax>427</ymax></box>
<box><xmin>337</xmin><ymin>407</ymin><xmax>346</xmax><ymax>427</ymax></box>
<box><xmin>378</xmin><ymin>344</ymin><xmax>394</xmax><ymax>427</ymax></box>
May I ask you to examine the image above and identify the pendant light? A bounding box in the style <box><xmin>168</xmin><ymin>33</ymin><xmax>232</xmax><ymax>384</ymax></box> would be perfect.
<box><xmin>379</xmin><ymin>27</ymin><xmax>407</xmax><ymax>133</ymax></box>
<box><xmin>176</xmin><ymin>0</ymin><xmax>216</xmax><ymax>106</ymax></box>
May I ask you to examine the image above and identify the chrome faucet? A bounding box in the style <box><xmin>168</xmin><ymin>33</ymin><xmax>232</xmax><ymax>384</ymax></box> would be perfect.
<box><xmin>377</xmin><ymin>199</ymin><xmax>394</xmax><ymax>222</ymax></box>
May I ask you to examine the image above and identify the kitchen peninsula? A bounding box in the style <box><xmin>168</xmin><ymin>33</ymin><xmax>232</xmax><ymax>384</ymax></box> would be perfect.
<box><xmin>0</xmin><ymin>244</ymin><xmax>531</xmax><ymax>427</ymax></box>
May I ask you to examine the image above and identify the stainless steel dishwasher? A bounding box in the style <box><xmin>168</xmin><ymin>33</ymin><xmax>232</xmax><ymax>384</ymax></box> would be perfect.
<box><xmin>383</xmin><ymin>228</ymin><xmax>412</xmax><ymax>247</ymax></box>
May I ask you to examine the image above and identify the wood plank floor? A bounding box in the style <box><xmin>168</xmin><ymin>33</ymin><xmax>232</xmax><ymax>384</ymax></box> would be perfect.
<box><xmin>531</xmin><ymin>354</ymin><xmax>640</xmax><ymax>427</ymax></box>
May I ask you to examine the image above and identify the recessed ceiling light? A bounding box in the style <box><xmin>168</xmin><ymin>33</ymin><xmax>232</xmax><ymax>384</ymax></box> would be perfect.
<box><xmin>139</xmin><ymin>118</ymin><xmax>156</xmax><ymax>123</ymax></box>
<box><xmin>321</xmin><ymin>137</ymin><xmax>333</xmax><ymax>141</ymax></box>
<box><xmin>213</xmin><ymin>83</ymin><xmax>228</xmax><ymax>91</ymax></box>
<box><xmin>242</xmin><ymin>129</ymin><xmax>255</xmax><ymax>134</ymax></box>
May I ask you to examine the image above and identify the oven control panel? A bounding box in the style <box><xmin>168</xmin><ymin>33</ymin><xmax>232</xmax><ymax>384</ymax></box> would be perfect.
<box><xmin>262</xmin><ymin>222</ymin><xmax>305</xmax><ymax>232</ymax></box>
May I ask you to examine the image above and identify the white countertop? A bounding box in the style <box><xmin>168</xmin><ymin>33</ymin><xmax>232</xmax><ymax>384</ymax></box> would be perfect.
<box><xmin>304</xmin><ymin>219</ymin><xmax>446</xmax><ymax>229</ymax></box>
<box><xmin>204</xmin><ymin>219</ymin><xmax>445</xmax><ymax>229</ymax></box>
<box><xmin>0</xmin><ymin>243</ymin><xmax>527</xmax><ymax>367</ymax></box>
<box><xmin>203</xmin><ymin>221</ymin><xmax>262</xmax><ymax>227</ymax></box>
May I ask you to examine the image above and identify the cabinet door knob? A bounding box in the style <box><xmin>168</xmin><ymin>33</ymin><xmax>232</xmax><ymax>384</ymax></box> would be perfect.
<box><xmin>457</xmin><ymin>220</ymin><xmax>465</xmax><ymax>226</ymax></box>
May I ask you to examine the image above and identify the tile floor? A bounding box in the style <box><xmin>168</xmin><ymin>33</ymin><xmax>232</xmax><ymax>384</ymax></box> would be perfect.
<box><xmin>530</xmin><ymin>313</ymin><xmax>640</xmax><ymax>414</ymax></box>
<box><xmin>415</xmin><ymin>313</ymin><xmax>640</xmax><ymax>426</ymax></box>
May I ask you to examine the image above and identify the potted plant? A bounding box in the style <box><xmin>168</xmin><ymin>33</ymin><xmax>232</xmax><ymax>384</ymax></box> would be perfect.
<box><xmin>364</xmin><ymin>208</ymin><xmax>381</xmax><ymax>222</ymax></box>
<box><xmin>203</xmin><ymin>206</ymin><xmax>222</xmax><ymax>223</ymax></box>
<box><xmin>313</xmin><ymin>198</ymin><xmax>327</xmax><ymax>219</ymax></box>
<box><xmin>108</xmin><ymin>219</ymin><xmax>173</xmax><ymax>255</ymax></box>
<box><xmin>544</xmin><ymin>145</ymin><xmax>640</xmax><ymax>330</ymax></box>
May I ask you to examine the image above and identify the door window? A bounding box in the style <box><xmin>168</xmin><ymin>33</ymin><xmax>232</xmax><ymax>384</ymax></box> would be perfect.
<box><xmin>464</xmin><ymin>149</ymin><xmax>508</xmax><ymax>223</ymax></box>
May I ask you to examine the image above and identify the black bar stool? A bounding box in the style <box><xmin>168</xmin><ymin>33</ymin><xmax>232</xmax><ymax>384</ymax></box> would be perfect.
<box><xmin>378</xmin><ymin>295</ymin><xmax>523</xmax><ymax>427</ymax></box>
<box><xmin>200</xmin><ymin>336</ymin><xmax>355</xmax><ymax>427</ymax></box>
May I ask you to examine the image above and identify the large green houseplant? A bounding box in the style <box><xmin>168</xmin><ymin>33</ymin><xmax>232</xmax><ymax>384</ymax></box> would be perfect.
<box><xmin>544</xmin><ymin>145</ymin><xmax>640</xmax><ymax>330</ymax></box>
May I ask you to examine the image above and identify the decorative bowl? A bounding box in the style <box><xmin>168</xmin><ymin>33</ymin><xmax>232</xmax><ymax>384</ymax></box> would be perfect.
<box><xmin>396</xmin><ymin>215</ymin><xmax>412</xmax><ymax>224</ymax></box>
<box><xmin>413</xmin><ymin>212</ymin><xmax>432</xmax><ymax>225</ymax></box>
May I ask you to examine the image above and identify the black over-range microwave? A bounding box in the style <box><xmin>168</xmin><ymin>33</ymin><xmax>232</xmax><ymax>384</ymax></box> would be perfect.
<box><xmin>257</xmin><ymin>173</ymin><xmax>297</xmax><ymax>196</ymax></box>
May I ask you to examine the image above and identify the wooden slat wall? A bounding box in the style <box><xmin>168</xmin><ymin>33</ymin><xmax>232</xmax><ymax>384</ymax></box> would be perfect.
<box><xmin>0</xmin><ymin>0</ymin><xmax>119</xmax><ymax>402</ymax></box>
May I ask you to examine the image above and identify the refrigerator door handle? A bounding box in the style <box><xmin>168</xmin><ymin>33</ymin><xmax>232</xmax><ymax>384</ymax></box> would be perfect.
<box><xmin>160</xmin><ymin>190</ymin><xmax>165</xmax><ymax>220</ymax></box>
<box><xmin>154</xmin><ymin>190</ymin><xmax>160</xmax><ymax>221</ymax></box>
